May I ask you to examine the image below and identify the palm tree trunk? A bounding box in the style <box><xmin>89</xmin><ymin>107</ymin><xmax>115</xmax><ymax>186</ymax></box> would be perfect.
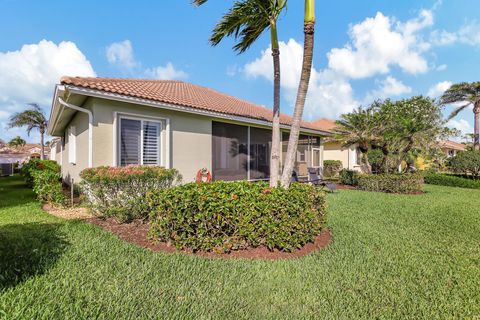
<box><xmin>280</xmin><ymin>0</ymin><xmax>315</xmax><ymax>187</ymax></box>
<box><xmin>474</xmin><ymin>100</ymin><xmax>480</xmax><ymax>151</ymax></box>
<box><xmin>270</xmin><ymin>21</ymin><xmax>281</xmax><ymax>187</ymax></box>
<box><xmin>40</xmin><ymin>128</ymin><xmax>45</xmax><ymax>160</ymax></box>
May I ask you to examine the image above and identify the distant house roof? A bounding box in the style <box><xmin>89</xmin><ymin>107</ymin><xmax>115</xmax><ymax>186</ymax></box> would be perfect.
<box><xmin>438</xmin><ymin>140</ymin><xmax>466</xmax><ymax>151</ymax></box>
<box><xmin>60</xmin><ymin>77</ymin><xmax>332</xmax><ymax>134</ymax></box>
<box><xmin>0</xmin><ymin>144</ymin><xmax>50</xmax><ymax>155</ymax></box>
<box><xmin>311</xmin><ymin>118</ymin><xmax>337</xmax><ymax>132</ymax></box>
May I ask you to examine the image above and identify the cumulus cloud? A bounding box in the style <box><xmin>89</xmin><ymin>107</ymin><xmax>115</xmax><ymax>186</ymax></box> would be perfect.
<box><xmin>106</xmin><ymin>40</ymin><xmax>138</xmax><ymax>70</ymax></box>
<box><xmin>431</xmin><ymin>21</ymin><xmax>480</xmax><ymax>47</ymax></box>
<box><xmin>427</xmin><ymin>81</ymin><xmax>452</xmax><ymax>98</ymax></box>
<box><xmin>145</xmin><ymin>62</ymin><xmax>188</xmax><ymax>80</ymax></box>
<box><xmin>245</xmin><ymin>39</ymin><xmax>357</xmax><ymax>120</ymax></box>
<box><xmin>447</xmin><ymin>118</ymin><xmax>473</xmax><ymax>140</ymax></box>
<box><xmin>327</xmin><ymin>10</ymin><xmax>433</xmax><ymax>79</ymax></box>
<box><xmin>0</xmin><ymin>40</ymin><xmax>95</xmax><ymax>141</ymax></box>
<box><xmin>364</xmin><ymin>76</ymin><xmax>412</xmax><ymax>103</ymax></box>
<box><xmin>106</xmin><ymin>40</ymin><xmax>188</xmax><ymax>80</ymax></box>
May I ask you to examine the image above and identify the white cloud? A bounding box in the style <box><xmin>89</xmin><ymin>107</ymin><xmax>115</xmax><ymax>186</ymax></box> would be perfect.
<box><xmin>327</xmin><ymin>11</ymin><xmax>433</xmax><ymax>79</ymax></box>
<box><xmin>145</xmin><ymin>62</ymin><xmax>188</xmax><ymax>80</ymax></box>
<box><xmin>427</xmin><ymin>81</ymin><xmax>452</xmax><ymax>98</ymax></box>
<box><xmin>431</xmin><ymin>21</ymin><xmax>480</xmax><ymax>47</ymax></box>
<box><xmin>448</xmin><ymin>118</ymin><xmax>473</xmax><ymax>138</ymax></box>
<box><xmin>0</xmin><ymin>40</ymin><xmax>95</xmax><ymax>141</ymax></box>
<box><xmin>436</xmin><ymin>64</ymin><xmax>447</xmax><ymax>71</ymax></box>
<box><xmin>364</xmin><ymin>76</ymin><xmax>412</xmax><ymax>103</ymax></box>
<box><xmin>106</xmin><ymin>40</ymin><xmax>138</xmax><ymax>70</ymax></box>
<box><xmin>244</xmin><ymin>39</ymin><xmax>358</xmax><ymax>120</ymax></box>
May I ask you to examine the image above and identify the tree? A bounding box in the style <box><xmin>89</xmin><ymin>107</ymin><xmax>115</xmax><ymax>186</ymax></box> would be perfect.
<box><xmin>8</xmin><ymin>103</ymin><xmax>48</xmax><ymax>160</ymax></box>
<box><xmin>193</xmin><ymin>0</ymin><xmax>286</xmax><ymax>187</ymax></box>
<box><xmin>333</xmin><ymin>106</ymin><xmax>378</xmax><ymax>174</ymax></box>
<box><xmin>280</xmin><ymin>0</ymin><xmax>315</xmax><ymax>187</ymax></box>
<box><xmin>440</xmin><ymin>82</ymin><xmax>480</xmax><ymax>150</ymax></box>
<box><xmin>8</xmin><ymin>136</ymin><xmax>26</xmax><ymax>148</ymax></box>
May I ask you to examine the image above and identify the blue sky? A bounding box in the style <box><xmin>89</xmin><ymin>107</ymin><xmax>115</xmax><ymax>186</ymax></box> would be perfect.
<box><xmin>0</xmin><ymin>0</ymin><xmax>479</xmax><ymax>143</ymax></box>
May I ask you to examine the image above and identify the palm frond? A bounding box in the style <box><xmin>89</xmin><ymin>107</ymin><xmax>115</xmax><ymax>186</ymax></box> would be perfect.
<box><xmin>447</xmin><ymin>103</ymin><xmax>471</xmax><ymax>120</ymax></box>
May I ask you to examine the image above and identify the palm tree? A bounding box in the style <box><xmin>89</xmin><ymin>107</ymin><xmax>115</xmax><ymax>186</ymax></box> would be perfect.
<box><xmin>440</xmin><ymin>82</ymin><xmax>480</xmax><ymax>150</ymax></box>
<box><xmin>193</xmin><ymin>0</ymin><xmax>286</xmax><ymax>187</ymax></box>
<box><xmin>280</xmin><ymin>0</ymin><xmax>315</xmax><ymax>187</ymax></box>
<box><xmin>8</xmin><ymin>103</ymin><xmax>48</xmax><ymax>159</ymax></box>
<box><xmin>8</xmin><ymin>136</ymin><xmax>26</xmax><ymax>149</ymax></box>
<box><xmin>333</xmin><ymin>107</ymin><xmax>378</xmax><ymax>174</ymax></box>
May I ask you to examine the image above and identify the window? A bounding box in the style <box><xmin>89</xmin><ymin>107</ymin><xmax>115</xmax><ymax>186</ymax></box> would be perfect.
<box><xmin>249</xmin><ymin>127</ymin><xmax>271</xmax><ymax>180</ymax></box>
<box><xmin>68</xmin><ymin>126</ymin><xmax>76</xmax><ymax>164</ymax></box>
<box><xmin>312</xmin><ymin>148</ymin><xmax>321</xmax><ymax>167</ymax></box>
<box><xmin>120</xmin><ymin>118</ymin><xmax>161</xmax><ymax>166</ymax></box>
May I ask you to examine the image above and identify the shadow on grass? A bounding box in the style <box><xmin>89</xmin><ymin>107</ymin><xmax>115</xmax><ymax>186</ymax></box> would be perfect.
<box><xmin>0</xmin><ymin>222</ymin><xmax>69</xmax><ymax>288</ymax></box>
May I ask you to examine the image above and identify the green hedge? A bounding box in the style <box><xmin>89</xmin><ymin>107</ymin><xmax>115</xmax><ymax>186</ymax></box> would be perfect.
<box><xmin>21</xmin><ymin>159</ymin><xmax>65</xmax><ymax>205</ymax></box>
<box><xmin>357</xmin><ymin>173</ymin><xmax>424</xmax><ymax>194</ymax></box>
<box><xmin>424</xmin><ymin>172</ymin><xmax>480</xmax><ymax>189</ymax></box>
<box><xmin>323</xmin><ymin>160</ymin><xmax>343</xmax><ymax>177</ymax></box>
<box><xmin>80</xmin><ymin>166</ymin><xmax>181</xmax><ymax>222</ymax></box>
<box><xmin>147</xmin><ymin>181</ymin><xmax>327</xmax><ymax>253</ymax></box>
<box><xmin>339</xmin><ymin>169</ymin><xmax>359</xmax><ymax>185</ymax></box>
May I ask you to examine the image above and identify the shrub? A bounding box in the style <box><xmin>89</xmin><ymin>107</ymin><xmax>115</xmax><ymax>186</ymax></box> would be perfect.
<box><xmin>447</xmin><ymin>150</ymin><xmax>480</xmax><ymax>178</ymax></box>
<box><xmin>21</xmin><ymin>159</ymin><xmax>60</xmax><ymax>187</ymax></box>
<box><xmin>368</xmin><ymin>149</ymin><xmax>384</xmax><ymax>173</ymax></box>
<box><xmin>424</xmin><ymin>172</ymin><xmax>480</xmax><ymax>189</ymax></box>
<box><xmin>147</xmin><ymin>181</ymin><xmax>327</xmax><ymax>253</ymax></box>
<box><xmin>339</xmin><ymin>169</ymin><xmax>359</xmax><ymax>185</ymax></box>
<box><xmin>80</xmin><ymin>166</ymin><xmax>182</xmax><ymax>223</ymax></box>
<box><xmin>357</xmin><ymin>173</ymin><xmax>424</xmax><ymax>194</ymax></box>
<box><xmin>21</xmin><ymin>159</ymin><xmax>65</xmax><ymax>205</ymax></box>
<box><xmin>323</xmin><ymin>160</ymin><xmax>343</xmax><ymax>177</ymax></box>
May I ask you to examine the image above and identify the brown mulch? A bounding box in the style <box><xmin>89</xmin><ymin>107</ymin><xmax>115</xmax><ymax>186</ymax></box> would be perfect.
<box><xmin>42</xmin><ymin>203</ymin><xmax>93</xmax><ymax>220</ymax></box>
<box><xmin>87</xmin><ymin>217</ymin><xmax>332</xmax><ymax>260</ymax></box>
<box><xmin>335</xmin><ymin>184</ymin><xmax>358</xmax><ymax>190</ymax></box>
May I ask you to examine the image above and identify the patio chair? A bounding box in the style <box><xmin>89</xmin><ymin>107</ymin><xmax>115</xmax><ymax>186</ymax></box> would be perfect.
<box><xmin>307</xmin><ymin>167</ymin><xmax>337</xmax><ymax>192</ymax></box>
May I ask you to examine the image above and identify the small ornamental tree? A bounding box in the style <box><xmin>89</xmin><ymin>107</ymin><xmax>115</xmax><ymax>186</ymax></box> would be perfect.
<box><xmin>447</xmin><ymin>150</ymin><xmax>480</xmax><ymax>179</ymax></box>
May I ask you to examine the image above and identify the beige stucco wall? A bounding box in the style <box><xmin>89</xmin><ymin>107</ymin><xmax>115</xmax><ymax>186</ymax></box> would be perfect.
<box><xmin>61</xmin><ymin>111</ymin><xmax>90</xmax><ymax>182</ymax></box>
<box><xmin>323</xmin><ymin>141</ymin><xmax>361</xmax><ymax>171</ymax></box>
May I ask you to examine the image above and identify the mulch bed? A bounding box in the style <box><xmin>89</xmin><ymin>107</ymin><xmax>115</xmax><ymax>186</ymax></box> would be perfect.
<box><xmin>87</xmin><ymin>217</ymin><xmax>332</xmax><ymax>260</ymax></box>
<box><xmin>335</xmin><ymin>184</ymin><xmax>358</xmax><ymax>190</ymax></box>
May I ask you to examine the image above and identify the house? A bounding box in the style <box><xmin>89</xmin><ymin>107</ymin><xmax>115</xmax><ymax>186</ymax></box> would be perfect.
<box><xmin>438</xmin><ymin>140</ymin><xmax>466</xmax><ymax>157</ymax></box>
<box><xmin>0</xmin><ymin>143</ymin><xmax>50</xmax><ymax>164</ymax></box>
<box><xmin>312</xmin><ymin>118</ymin><xmax>362</xmax><ymax>172</ymax></box>
<box><xmin>47</xmin><ymin>77</ymin><xmax>332</xmax><ymax>183</ymax></box>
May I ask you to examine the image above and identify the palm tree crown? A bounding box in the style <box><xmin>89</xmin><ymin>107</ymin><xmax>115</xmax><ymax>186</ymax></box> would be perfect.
<box><xmin>8</xmin><ymin>136</ymin><xmax>27</xmax><ymax>148</ymax></box>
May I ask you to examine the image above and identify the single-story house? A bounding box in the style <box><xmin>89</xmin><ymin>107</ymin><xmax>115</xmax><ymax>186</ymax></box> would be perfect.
<box><xmin>438</xmin><ymin>140</ymin><xmax>466</xmax><ymax>157</ymax></box>
<box><xmin>47</xmin><ymin>77</ymin><xmax>332</xmax><ymax>183</ymax></box>
<box><xmin>0</xmin><ymin>144</ymin><xmax>50</xmax><ymax>164</ymax></box>
<box><xmin>312</xmin><ymin>118</ymin><xmax>362</xmax><ymax>172</ymax></box>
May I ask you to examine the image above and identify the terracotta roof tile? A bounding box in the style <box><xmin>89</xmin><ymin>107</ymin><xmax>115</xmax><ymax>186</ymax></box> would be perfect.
<box><xmin>438</xmin><ymin>140</ymin><xmax>466</xmax><ymax>151</ymax></box>
<box><xmin>61</xmin><ymin>77</ymin><xmax>331</xmax><ymax>133</ymax></box>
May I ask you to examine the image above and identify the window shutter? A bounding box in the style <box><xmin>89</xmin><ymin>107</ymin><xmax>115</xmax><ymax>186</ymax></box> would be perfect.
<box><xmin>143</xmin><ymin>121</ymin><xmax>160</xmax><ymax>165</ymax></box>
<box><xmin>120</xmin><ymin>119</ymin><xmax>141</xmax><ymax>166</ymax></box>
<box><xmin>68</xmin><ymin>126</ymin><xmax>76</xmax><ymax>164</ymax></box>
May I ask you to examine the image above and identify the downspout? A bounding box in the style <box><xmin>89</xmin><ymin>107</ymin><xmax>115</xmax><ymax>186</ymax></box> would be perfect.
<box><xmin>57</xmin><ymin>97</ymin><xmax>93</xmax><ymax>168</ymax></box>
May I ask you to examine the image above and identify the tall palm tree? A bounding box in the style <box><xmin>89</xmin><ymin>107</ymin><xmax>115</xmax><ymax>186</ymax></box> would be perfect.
<box><xmin>193</xmin><ymin>0</ymin><xmax>286</xmax><ymax>187</ymax></box>
<box><xmin>8</xmin><ymin>103</ymin><xmax>48</xmax><ymax>159</ymax></box>
<box><xmin>440</xmin><ymin>82</ymin><xmax>480</xmax><ymax>150</ymax></box>
<box><xmin>333</xmin><ymin>107</ymin><xmax>378</xmax><ymax>174</ymax></box>
<box><xmin>280</xmin><ymin>0</ymin><xmax>315</xmax><ymax>187</ymax></box>
<box><xmin>8</xmin><ymin>136</ymin><xmax>26</xmax><ymax>149</ymax></box>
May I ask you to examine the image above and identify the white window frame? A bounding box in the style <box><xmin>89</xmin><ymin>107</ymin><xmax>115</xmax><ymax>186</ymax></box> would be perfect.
<box><xmin>114</xmin><ymin>112</ymin><xmax>170</xmax><ymax>167</ymax></box>
<box><xmin>68</xmin><ymin>126</ymin><xmax>76</xmax><ymax>164</ymax></box>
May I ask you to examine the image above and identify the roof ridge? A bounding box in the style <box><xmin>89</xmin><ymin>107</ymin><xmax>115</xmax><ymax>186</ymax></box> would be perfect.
<box><xmin>61</xmin><ymin>76</ymin><xmax>184</xmax><ymax>84</ymax></box>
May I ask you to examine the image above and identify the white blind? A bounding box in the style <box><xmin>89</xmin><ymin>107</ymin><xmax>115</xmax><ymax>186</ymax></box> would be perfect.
<box><xmin>120</xmin><ymin>118</ymin><xmax>161</xmax><ymax>166</ymax></box>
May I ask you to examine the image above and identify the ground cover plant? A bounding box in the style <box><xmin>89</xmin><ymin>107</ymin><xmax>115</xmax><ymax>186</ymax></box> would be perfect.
<box><xmin>148</xmin><ymin>181</ymin><xmax>326</xmax><ymax>252</ymax></box>
<box><xmin>1</xmin><ymin>175</ymin><xmax>479</xmax><ymax>318</ymax></box>
<box><xmin>80</xmin><ymin>166</ymin><xmax>181</xmax><ymax>222</ymax></box>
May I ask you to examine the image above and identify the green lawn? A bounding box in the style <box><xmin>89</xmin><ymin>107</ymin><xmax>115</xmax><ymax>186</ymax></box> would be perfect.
<box><xmin>1</xmin><ymin>175</ymin><xmax>479</xmax><ymax>319</ymax></box>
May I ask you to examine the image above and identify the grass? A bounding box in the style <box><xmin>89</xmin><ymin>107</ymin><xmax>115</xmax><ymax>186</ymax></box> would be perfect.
<box><xmin>1</xmin><ymin>175</ymin><xmax>479</xmax><ymax>319</ymax></box>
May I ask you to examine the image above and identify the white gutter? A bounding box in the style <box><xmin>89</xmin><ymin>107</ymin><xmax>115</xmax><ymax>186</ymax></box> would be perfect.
<box><xmin>57</xmin><ymin>97</ymin><xmax>93</xmax><ymax>168</ymax></box>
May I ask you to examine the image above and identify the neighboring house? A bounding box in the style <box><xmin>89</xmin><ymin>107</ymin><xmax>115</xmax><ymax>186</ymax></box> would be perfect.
<box><xmin>312</xmin><ymin>118</ymin><xmax>362</xmax><ymax>172</ymax></box>
<box><xmin>0</xmin><ymin>144</ymin><xmax>50</xmax><ymax>164</ymax></box>
<box><xmin>438</xmin><ymin>140</ymin><xmax>466</xmax><ymax>157</ymax></box>
<box><xmin>47</xmin><ymin>77</ymin><xmax>332</xmax><ymax>183</ymax></box>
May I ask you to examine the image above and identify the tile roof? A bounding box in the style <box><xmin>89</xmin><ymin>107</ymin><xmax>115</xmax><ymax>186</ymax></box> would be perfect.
<box><xmin>60</xmin><ymin>77</ymin><xmax>331</xmax><ymax>133</ymax></box>
<box><xmin>311</xmin><ymin>118</ymin><xmax>337</xmax><ymax>132</ymax></box>
<box><xmin>438</xmin><ymin>140</ymin><xmax>466</xmax><ymax>151</ymax></box>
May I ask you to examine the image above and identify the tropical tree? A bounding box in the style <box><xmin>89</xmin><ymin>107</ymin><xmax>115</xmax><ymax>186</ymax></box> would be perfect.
<box><xmin>440</xmin><ymin>82</ymin><xmax>480</xmax><ymax>150</ymax></box>
<box><xmin>193</xmin><ymin>0</ymin><xmax>286</xmax><ymax>187</ymax></box>
<box><xmin>280</xmin><ymin>0</ymin><xmax>315</xmax><ymax>187</ymax></box>
<box><xmin>8</xmin><ymin>136</ymin><xmax>26</xmax><ymax>149</ymax></box>
<box><xmin>333</xmin><ymin>106</ymin><xmax>378</xmax><ymax>174</ymax></box>
<box><xmin>8</xmin><ymin>103</ymin><xmax>48</xmax><ymax>159</ymax></box>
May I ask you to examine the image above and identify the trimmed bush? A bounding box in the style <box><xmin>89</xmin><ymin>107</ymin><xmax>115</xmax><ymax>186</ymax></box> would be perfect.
<box><xmin>447</xmin><ymin>150</ymin><xmax>480</xmax><ymax>178</ymax></box>
<box><xmin>424</xmin><ymin>172</ymin><xmax>480</xmax><ymax>189</ymax></box>
<box><xmin>323</xmin><ymin>160</ymin><xmax>343</xmax><ymax>177</ymax></box>
<box><xmin>80</xmin><ymin>166</ymin><xmax>182</xmax><ymax>222</ymax></box>
<box><xmin>357</xmin><ymin>173</ymin><xmax>424</xmax><ymax>194</ymax></box>
<box><xmin>147</xmin><ymin>181</ymin><xmax>327</xmax><ymax>253</ymax></box>
<box><xmin>339</xmin><ymin>169</ymin><xmax>359</xmax><ymax>185</ymax></box>
<box><xmin>21</xmin><ymin>159</ymin><xmax>65</xmax><ymax>205</ymax></box>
